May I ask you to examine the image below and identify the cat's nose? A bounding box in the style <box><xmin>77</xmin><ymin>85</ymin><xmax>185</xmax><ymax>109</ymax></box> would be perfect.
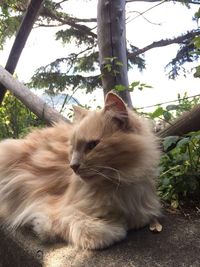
<box><xmin>70</xmin><ymin>163</ymin><xmax>80</xmax><ymax>173</ymax></box>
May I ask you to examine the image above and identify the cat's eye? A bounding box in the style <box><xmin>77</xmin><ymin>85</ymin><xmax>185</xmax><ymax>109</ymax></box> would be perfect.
<box><xmin>86</xmin><ymin>140</ymin><xmax>100</xmax><ymax>151</ymax></box>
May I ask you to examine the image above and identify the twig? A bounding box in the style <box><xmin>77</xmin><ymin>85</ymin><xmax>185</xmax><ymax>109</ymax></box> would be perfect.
<box><xmin>126</xmin><ymin>10</ymin><xmax>162</xmax><ymax>26</ymax></box>
<box><xmin>126</xmin><ymin>0</ymin><xmax>167</xmax><ymax>24</ymax></box>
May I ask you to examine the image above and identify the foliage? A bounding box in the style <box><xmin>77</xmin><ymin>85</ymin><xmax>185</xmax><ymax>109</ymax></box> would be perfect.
<box><xmin>0</xmin><ymin>0</ymin><xmax>23</xmax><ymax>49</ymax></box>
<box><xmin>30</xmin><ymin>71</ymin><xmax>101</xmax><ymax>94</ymax></box>
<box><xmin>166</xmin><ymin>40</ymin><xmax>199</xmax><ymax>79</ymax></box>
<box><xmin>134</xmin><ymin>91</ymin><xmax>200</xmax><ymax>208</ymax></box>
<box><xmin>156</xmin><ymin>93</ymin><xmax>200</xmax><ymax>208</ymax></box>
<box><xmin>148</xmin><ymin>92</ymin><xmax>200</xmax><ymax>122</ymax></box>
<box><xmin>159</xmin><ymin>132</ymin><xmax>200</xmax><ymax>208</ymax></box>
<box><xmin>114</xmin><ymin>80</ymin><xmax>152</xmax><ymax>93</ymax></box>
<box><xmin>56</xmin><ymin>28</ymin><xmax>95</xmax><ymax>47</ymax></box>
<box><xmin>192</xmin><ymin>18</ymin><xmax>200</xmax><ymax>78</ymax></box>
<box><xmin>0</xmin><ymin>93</ymin><xmax>44</xmax><ymax>139</ymax></box>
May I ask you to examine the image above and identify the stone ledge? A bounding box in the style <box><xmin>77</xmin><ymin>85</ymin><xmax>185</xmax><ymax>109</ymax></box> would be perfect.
<box><xmin>0</xmin><ymin>213</ymin><xmax>200</xmax><ymax>267</ymax></box>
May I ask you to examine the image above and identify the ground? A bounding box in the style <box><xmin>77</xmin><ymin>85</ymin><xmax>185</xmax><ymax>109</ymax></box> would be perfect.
<box><xmin>0</xmin><ymin>211</ymin><xmax>200</xmax><ymax>267</ymax></box>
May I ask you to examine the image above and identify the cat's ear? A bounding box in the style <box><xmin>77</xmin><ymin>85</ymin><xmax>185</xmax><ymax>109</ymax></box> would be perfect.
<box><xmin>104</xmin><ymin>92</ymin><xmax>129</xmax><ymax>128</ymax></box>
<box><xmin>72</xmin><ymin>105</ymin><xmax>88</xmax><ymax>122</ymax></box>
<box><xmin>104</xmin><ymin>92</ymin><xmax>127</xmax><ymax>114</ymax></box>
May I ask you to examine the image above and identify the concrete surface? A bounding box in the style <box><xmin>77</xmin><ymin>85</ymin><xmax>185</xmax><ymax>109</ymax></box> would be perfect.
<box><xmin>0</xmin><ymin>213</ymin><xmax>200</xmax><ymax>267</ymax></box>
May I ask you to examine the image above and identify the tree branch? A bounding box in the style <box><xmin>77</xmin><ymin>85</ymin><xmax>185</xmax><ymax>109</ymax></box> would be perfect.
<box><xmin>34</xmin><ymin>23</ymin><xmax>64</xmax><ymax>28</ymax></box>
<box><xmin>0</xmin><ymin>66</ymin><xmax>69</xmax><ymax>125</ymax></box>
<box><xmin>9</xmin><ymin>3</ymin><xmax>97</xmax><ymax>35</ymax></box>
<box><xmin>159</xmin><ymin>103</ymin><xmax>200</xmax><ymax>138</ymax></box>
<box><xmin>127</xmin><ymin>10</ymin><xmax>162</xmax><ymax>25</ymax></box>
<box><xmin>11</xmin><ymin>2</ymin><xmax>97</xmax><ymax>23</ymax></box>
<box><xmin>128</xmin><ymin>30</ymin><xmax>200</xmax><ymax>60</ymax></box>
<box><xmin>126</xmin><ymin>0</ymin><xmax>166</xmax><ymax>24</ymax></box>
<box><xmin>40</xmin><ymin>7</ymin><xmax>97</xmax><ymax>38</ymax></box>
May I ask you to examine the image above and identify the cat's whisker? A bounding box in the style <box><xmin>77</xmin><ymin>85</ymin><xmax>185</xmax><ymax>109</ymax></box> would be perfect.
<box><xmin>96</xmin><ymin>166</ymin><xmax>136</xmax><ymax>185</ymax></box>
<box><xmin>89</xmin><ymin>168</ymin><xmax>121</xmax><ymax>190</ymax></box>
<box><xmin>89</xmin><ymin>168</ymin><xmax>122</xmax><ymax>188</ymax></box>
<box><xmin>95</xmin><ymin>165</ymin><xmax>122</xmax><ymax>186</ymax></box>
<box><xmin>89</xmin><ymin>168</ymin><xmax>113</xmax><ymax>181</ymax></box>
<box><xmin>96</xmin><ymin>165</ymin><xmax>125</xmax><ymax>178</ymax></box>
<box><xmin>80</xmin><ymin>165</ymin><xmax>133</xmax><ymax>186</ymax></box>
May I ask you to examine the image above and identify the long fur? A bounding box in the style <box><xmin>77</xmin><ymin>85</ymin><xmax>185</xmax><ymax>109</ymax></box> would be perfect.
<box><xmin>0</xmin><ymin>93</ymin><xmax>161</xmax><ymax>249</ymax></box>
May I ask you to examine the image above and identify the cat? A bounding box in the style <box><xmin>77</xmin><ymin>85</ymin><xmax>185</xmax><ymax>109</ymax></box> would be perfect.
<box><xmin>0</xmin><ymin>92</ymin><xmax>161</xmax><ymax>249</ymax></box>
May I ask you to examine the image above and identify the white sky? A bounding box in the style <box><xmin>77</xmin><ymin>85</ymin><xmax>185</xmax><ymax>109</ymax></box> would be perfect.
<box><xmin>0</xmin><ymin>0</ymin><xmax>199</xmax><ymax>111</ymax></box>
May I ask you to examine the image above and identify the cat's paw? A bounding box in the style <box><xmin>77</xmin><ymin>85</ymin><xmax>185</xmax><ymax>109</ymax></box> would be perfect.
<box><xmin>70</xmin><ymin>220</ymin><xmax>126</xmax><ymax>249</ymax></box>
<box><xmin>30</xmin><ymin>214</ymin><xmax>53</xmax><ymax>241</ymax></box>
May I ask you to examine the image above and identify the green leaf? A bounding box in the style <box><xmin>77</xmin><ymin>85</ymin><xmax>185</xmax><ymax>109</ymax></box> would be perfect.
<box><xmin>129</xmin><ymin>81</ymin><xmax>140</xmax><ymax>91</ymax></box>
<box><xmin>176</xmin><ymin>137</ymin><xmax>190</xmax><ymax>148</ymax></box>
<box><xmin>104</xmin><ymin>64</ymin><xmax>112</xmax><ymax>72</ymax></box>
<box><xmin>194</xmin><ymin>66</ymin><xmax>200</xmax><ymax>78</ymax></box>
<box><xmin>163</xmin><ymin>111</ymin><xmax>172</xmax><ymax>122</ymax></box>
<box><xmin>115</xmin><ymin>84</ymin><xmax>126</xmax><ymax>92</ymax></box>
<box><xmin>140</xmin><ymin>83</ymin><xmax>153</xmax><ymax>89</ymax></box>
<box><xmin>166</xmin><ymin>105</ymin><xmax>178</xmax><ymax>111</ymax></box>
<box><xmin>116</xmin><ymin>61</ymin><xmax>123</xmax><ymax>66</ymax></box>
<box><xmin>151</xmin><ymin>107</ymin><xmax>164</xmax><ymax>118</ymax></box>
<box><xmin>194</xmin><ymin>8</ymin><xmax>200</xmax><ymax>19</ymax></box>
<box><xmin>163</xmin><ymin>136</ymin><xmax>179</xmax><ymax>151</ymax></box>
<box><xmin>162</xmin><ymin>177</ymin><xmax>170</xmax><ymax>186</ymax></box>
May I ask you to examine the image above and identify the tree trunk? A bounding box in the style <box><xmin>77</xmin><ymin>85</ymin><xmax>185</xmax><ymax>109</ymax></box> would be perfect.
<box><xmin>97</xmin><ymin>0</ymin><xmax>133</xmax><ymax>107</ymax></box>
<box><xmin>0</xmin><ymin>66</ymin><xmax>69</xmax><ymax>125</ymax></box>
<box><xmin>159</xmin><ymin>103</ymin><xmax>200</xmax><ymax>138</ymax></box>
<box><xmin>0</xmin><ymin>0</ymin><xmax>44</xmax><ymax>104</ymax></box>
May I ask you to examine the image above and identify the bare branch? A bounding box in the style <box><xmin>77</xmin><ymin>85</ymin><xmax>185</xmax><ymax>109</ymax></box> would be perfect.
<box><xmin>126</xmin><ymin>10</ymin><xmax>162</xmax><ymax>25</ymax></box>
<box><xmin>9</xmin><ymin>3</ymin><xmax>97</xmax><ymax>35</ymax></box>
<box><xmin>126</xmin><ymin>0</ymin><xmax>167</xmax><ymax>24</ymax></box>
<box><xmin>0</xmin><ymin>66</ymin><xmax>69</xmax><ymax>125</ymax></box>
<box><xmin>67</xmin><ymin>17</ymin><xmax>97</xmax><ymax>23</ymax></box>
<box><xmin>56</xmin><ymin>0</ymin><xmax>68</xmax><ymax>6</ymax></box>
<box><xmin>128</xmin><ymin>30</ymin><xmax>200</xmax><ymax>59</ymax></box>
<box><xmin>34</xmin><ymin>23</ymin><xmax>63</xmax><ymax>28</ymax></box>
<box><xmin>40</xmin><ymin>7</ymin><xmax>97</xmax><ymax>38</ymax></box>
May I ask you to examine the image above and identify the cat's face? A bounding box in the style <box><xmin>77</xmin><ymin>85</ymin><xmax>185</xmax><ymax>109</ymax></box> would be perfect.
<box><xmin>69</xmin><ymin>92</ymin><xmax>147</xmax><ymax>185</ymax></box>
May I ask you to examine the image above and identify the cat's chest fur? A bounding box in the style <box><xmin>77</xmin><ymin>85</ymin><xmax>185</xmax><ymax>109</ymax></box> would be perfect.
<box><xmin>61</xmin><ymin>176</ymin><xmax>154</xmax><ymax>229</ymax></box>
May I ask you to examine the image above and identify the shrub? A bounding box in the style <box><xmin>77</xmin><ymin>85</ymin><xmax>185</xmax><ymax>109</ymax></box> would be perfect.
<box><xmin>158</xmin><ymin>132</ymin><xmax>200</xmax><ymax>208</ymax></box>
<box><xmin>0</xmin><ymin>93</ymin><xmax>44</xmax><ymax>139</ymax></box>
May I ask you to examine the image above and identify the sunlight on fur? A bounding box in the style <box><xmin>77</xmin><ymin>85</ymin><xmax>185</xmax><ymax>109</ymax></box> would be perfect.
<box><xmin>0</xmin><ymin>92</ymin><xmax>161</xmax><ymax>249</ymax></box>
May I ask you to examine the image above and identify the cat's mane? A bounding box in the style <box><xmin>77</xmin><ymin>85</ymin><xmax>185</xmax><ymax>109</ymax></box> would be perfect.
<box><xmin>0</xmin><ymin>92</ymin><xmax>161</xmax><ymax>249</ymax></box>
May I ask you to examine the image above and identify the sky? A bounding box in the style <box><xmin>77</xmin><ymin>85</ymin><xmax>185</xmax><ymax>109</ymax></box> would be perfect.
<box><xmin>0</xmin><ymin>0</ymin><xmax>199</xmax><ymax>111</ymax></box>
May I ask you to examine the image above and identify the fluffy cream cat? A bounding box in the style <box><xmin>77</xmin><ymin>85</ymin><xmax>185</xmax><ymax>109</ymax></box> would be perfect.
<box><xmin>0</xmin><ymin>92</ymin><xmax>161</xmax><ymax>249</ymax></box>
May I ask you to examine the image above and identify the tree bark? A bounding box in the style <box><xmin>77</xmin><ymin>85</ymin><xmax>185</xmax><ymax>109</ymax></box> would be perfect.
<box><xmin>159</xmin><ymin>103</ymin><xmax>200</xmax><ymax>138</ymax></box>
<box><xmin>97</xmin><ymin>0</ymin><xmax>133</xmax><ymax>107</ymax></box>
<box><xmin>0</xmin><ymin>0</ymin><xmax>44</xmax><ymax>104</ymax></box>
<box><xmin>0</xmin><ymin>66</ymin><xmax>69</xmax><ymax>125</ymax></box>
